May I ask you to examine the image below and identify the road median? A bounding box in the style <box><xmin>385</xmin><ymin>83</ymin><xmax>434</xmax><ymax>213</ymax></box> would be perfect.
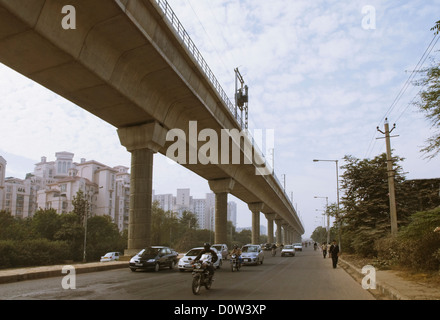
<box><xmin>0</xmin><ymin>261</ymin><xmax>128</xmax><ymax>284</ymax></box>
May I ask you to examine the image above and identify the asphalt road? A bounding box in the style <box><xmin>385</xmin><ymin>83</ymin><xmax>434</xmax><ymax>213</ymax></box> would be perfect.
<box><xmin>0</xmin><ymin>246</ymin><xmax>374</xmax><ymax>300</ymax></box>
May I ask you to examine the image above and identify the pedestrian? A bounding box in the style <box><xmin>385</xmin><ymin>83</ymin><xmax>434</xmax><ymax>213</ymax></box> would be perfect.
<box><xmin>321</xmin><ymin>242</ymin><xmax>327</xmax><ymax>258</ymax></box>
<box><xmin>329</xmin><ymin>240</ymin><xmax>339</xmax><ymax>269</ymax></box>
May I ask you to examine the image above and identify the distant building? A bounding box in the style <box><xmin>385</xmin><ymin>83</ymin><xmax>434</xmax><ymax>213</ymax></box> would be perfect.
<box><xmin>1</xmin><ymin>152</ymin><xmax>130</xmax><ymax>231</ymax></box>
<box><xmin>153</xmin><ymin>189</ymin><xmax>237</xmax><ymax>230</ymax></box>
<box><xmin>1</xmin><ymin>151</ymin><xmax>240</xmax><ymax>232</ymax></box>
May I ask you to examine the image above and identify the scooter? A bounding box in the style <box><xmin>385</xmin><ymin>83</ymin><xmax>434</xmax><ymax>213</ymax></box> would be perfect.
<box><xmin>230</xmin><ymin>254</ymin><xmax>241</xmax><ymax>272</ymax></box>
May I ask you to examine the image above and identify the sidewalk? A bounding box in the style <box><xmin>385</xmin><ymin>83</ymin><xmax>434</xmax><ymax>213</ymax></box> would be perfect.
<box><xmin>339</xmin><ymin>257</ymin><xmax>440</xmax><ymax>300</ymax></box>
<box><xmin>0</xmin><ymin>261</ymin><xmax>127</xmax><ymax>284</ymax></box>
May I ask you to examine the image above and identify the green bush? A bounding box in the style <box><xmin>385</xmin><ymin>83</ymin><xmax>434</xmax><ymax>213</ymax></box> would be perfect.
<box><xmin>374</xmin><ymin>207</ymin><xmax>440</xmax><ymax>271</ymax></box>
<box><xmin>0</xmin><ymin>239</ymin><xmax>70</xmax><ymax>269</ymax></box>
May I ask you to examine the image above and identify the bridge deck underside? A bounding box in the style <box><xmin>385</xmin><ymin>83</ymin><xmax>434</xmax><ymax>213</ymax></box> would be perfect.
<box><xmin>0</xmin><ymin>0</ymin><xmax>303</xmax><ymax>234</ymax></box>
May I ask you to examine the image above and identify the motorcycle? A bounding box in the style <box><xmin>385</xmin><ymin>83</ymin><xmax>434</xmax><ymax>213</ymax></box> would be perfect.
<box><xmin>230</xmin><ymin>254</ymin><xmax>241</xmax><ymax>272</ymax></box>
<box><xmin>191</xmin><ymin>254</ymin><xmax>213</xmax><ymax>295</ymax></box>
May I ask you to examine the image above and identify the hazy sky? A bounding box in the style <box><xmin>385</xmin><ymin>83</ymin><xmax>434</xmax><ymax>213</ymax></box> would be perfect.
<box><xmin>1</xmin><ymin>0</ymin><xmax>439</xmax><ymax>238</ymax></box>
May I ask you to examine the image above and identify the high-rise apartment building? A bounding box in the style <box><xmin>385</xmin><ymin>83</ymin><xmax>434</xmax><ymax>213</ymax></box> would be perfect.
<box><xmin>1</xmin><ymin>152</ymin><xmax>238</xmax><ymax>232</ymax></box>
<box><xmin>1</xmin><ymin>152</ymin><xmax>130</xmax><ymax>231</ymax></box>
<box><xmin>153</xmin><ymin>189</ymin><xmax>237</xmax><ymax>230</ymax></box>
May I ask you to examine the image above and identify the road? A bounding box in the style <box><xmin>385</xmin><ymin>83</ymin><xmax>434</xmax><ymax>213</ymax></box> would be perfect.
<box><xmin>0</xmin><ymin>246</ymin><xmax>374</xmax><ymax>300</ymax></box>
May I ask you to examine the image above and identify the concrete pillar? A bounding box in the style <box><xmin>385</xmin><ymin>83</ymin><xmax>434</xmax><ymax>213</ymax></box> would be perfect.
<box><xmin>282</xmin><ymin>224</ymin><xmax>289</xmax><ymax>245</ymax></box>
<box><xmin>208</xmin><ymin>178</ymin><xmax>235</xmax><ymax>245</ymax></box>
<box><xmin>275</xmin><ymin>219</ymin><xmax>283</xmax><ymax>245</ymax></box>
<box><xmin>264</xmin><ymin>213</ymin><xmax>277</xmax><ymax>244</ymax></box>
<box><xmin>118</xmin><ymin>122</ymin><xmax>167</xmax><ymax>256</ymax></box>
<box><xmin>248</xmin><ymin>203</ymin><xmax>264</xmax><ymax>245</ymax></box>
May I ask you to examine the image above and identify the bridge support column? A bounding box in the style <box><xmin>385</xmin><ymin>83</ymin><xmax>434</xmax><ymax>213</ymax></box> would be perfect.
<box><xmin>248</xmin><ymin>203</ymin><xmax>264</xmax><ymax>245</ymax></box>
<box><xmin>282</xmin><ymin>223</ymin><xmax>289</xmax><ymax>245</ymax></box>
<box><xmin>275</xmin><ymin>219</ymin><xmax>283</xmax><ymax>245</ymax></box>
<box><xmin>264</xmin><ymin>213</ymin><xmax>277</xmax><ymax>244</ymax></box>
<box><xmin>118</xmin><ymin>122</ymin><xmax>167</xmax><ymax>256</ymax></box>
<box><xmin>208</xmin><ymin>178</ymin><xmax>235</xmax><ymax>245</ymax></box>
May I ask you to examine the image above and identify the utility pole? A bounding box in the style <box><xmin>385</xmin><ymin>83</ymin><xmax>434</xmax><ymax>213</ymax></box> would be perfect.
<box><xmin>377</xmin><ymin>118</ymin><xmax>399</xmax><ymax>235</ymax></box>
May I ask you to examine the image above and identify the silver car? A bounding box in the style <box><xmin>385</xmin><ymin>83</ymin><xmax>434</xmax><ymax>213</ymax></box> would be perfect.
<box><xmin>241</xmin><ymin>244</ymin><xmax>264</xmax><ymax>265</ymax></box>
<box><xmin>212</xmin><ymin>244</ymin><xmax>228</xmax><ymax>260</ymax></box>
<box><xmin>281</xmin><ymin>245</ymin><xmax>296</xmax><ymax>257</ymax></box>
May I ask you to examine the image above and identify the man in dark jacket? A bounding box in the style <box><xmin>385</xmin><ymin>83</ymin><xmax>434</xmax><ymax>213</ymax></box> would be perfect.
<box><xmin>329</xmin><ymin>240</ymin><xmax>340</xmax><ymax>269</ymax></box>
<box><xmin>194</xmin><ymin>243</ymin><xmax>219</xmax><ymax>278</ymax></box>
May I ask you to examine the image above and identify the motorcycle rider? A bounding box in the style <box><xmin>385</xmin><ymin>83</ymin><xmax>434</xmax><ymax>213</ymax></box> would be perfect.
<box><xmin>230</xmin><ymin>244</ymin><xmax>242</xmax><ymax>267</ymax></box>
<box><xmin>271</xmin><ymin>243</ymin><xmax>277</xmax><ymax>256</ymax></box>
<box><xmin>194</xmin><ymin>243</ymin><xmax>218</xmax><ymax>279</ymax></box>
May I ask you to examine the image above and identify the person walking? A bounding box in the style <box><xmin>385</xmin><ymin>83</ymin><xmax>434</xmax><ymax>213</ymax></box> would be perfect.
<box><xmin>329</xmin><ymin>240</ymin><xmax>339</xmax><ymax>268</ymax></box>
<box><xmin>321</xmin><ymin>242</ymin><xmax>327</xmax><ymax>258</ymax></box>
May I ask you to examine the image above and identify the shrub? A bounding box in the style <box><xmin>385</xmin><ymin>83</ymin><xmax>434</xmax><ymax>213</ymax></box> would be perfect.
<box><xmin>0</xmin><ymin>239</ymin><xmax>70</xmax><ymax>269</ymax></box>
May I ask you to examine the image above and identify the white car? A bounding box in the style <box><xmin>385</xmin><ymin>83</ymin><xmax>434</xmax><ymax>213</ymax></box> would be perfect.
<box><xmin>178</xmin><ymin>247</ymin><xmax>222</xmax><ymax>272</ymax></box>
<box><xmin>100</xmin><ymin>252</ymin><xmax>121</xmax><ymax>262</ymax></box>
<box><xmin>293</xmin><ymin>243</ymin><xmax>303</xmax><ymax>252</ymax></box>
<box><xmin>241</xmin><ymin>244</ymin><xmax>264</xmax><ymax>265</ymax></box>
<box><xmin>212</xmin><ymin>244</ymin><xmax>228</xmax><ymax>260</ymax></box>
<box><xmin>281</xmin><ymin>245</ymin><xmax>295</xmax><ymax>257</ymax></box>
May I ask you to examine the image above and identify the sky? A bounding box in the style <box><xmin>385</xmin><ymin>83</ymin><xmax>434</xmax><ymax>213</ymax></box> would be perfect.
<box><xmin>1</xmin><ymin>0</ymin><xmax>440</xmax><ymax>238</ymax></box>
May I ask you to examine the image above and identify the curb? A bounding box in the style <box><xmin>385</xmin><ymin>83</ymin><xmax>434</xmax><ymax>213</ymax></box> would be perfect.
<box><xmin>0</xmin><ymin>261</ymin><xmax>128</xmax><ymax>285</ymax></box>
<box><xmin>339</xmin><ymin>257</ymin><xmax>411</xmax><ymax>300</ymax></box>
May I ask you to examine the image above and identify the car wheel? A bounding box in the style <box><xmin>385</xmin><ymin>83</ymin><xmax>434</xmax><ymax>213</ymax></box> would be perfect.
<box><xmin>130</xmin><ymin>268</ymin><xmax>136</xmax><ymax>272</ymax></box>
<box><xmin>170</xmin><ymin>261</ymin><xmax>175</xmax><ymax>269</ymax></box>
<box><xmin>154</xmin><ymin>263</ymin><xmax>160</xmax><ymax>272</ymax></box>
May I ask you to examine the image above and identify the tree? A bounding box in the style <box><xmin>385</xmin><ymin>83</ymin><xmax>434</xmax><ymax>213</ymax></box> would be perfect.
<box><xmin>32</xmin><ymin>208</ymin><xmax>61</xmax><ymax>241</ymax></box>
<box><xmin>431</xmin><ymin>20</ymin><xmax>440</xmax><ymax>35</ymax></box>
<box><xmin>85</xmin><ymin>215</ymin><xmax>126</xmax><ymax>261</ymax></box>
<box><xmin>414</xmin><ymin>21</ymin><xmax>440</xmax><ymax>158</ymax></box>
<box><xmin>340</xmin><ymin>153</ymin><xmax>406</xmax><ymax>256</ymax></box>
<box><xmin>71</xmin><ymin>189</ymin><xmax>89</xmax><ymax>225</ymax></box>
<box><xmin>415</xmin><ymin>61</ymin><xmax>440</xmax><ymax>159</ymax></box>
<box><xmin>54</xmin><ymin>212</ymin><xmax>84</xmax><ymax>261</ymax></box>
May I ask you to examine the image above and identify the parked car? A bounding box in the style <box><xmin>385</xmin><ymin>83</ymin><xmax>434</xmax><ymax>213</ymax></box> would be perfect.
<box><xmin>241</xmin><ymin>244</ymin><xmax>264</xmax><ymax>265</ymax></box>
<box><xmin>293</xmin><ymin>243</ymin><xmax>303</xmax><ymax>252</ymax></box>
<box><xmin>212</xmin><ymin>244</ymin><xmax>228</xmax><ymax>260</ymax></box>
<box><xmin>281</xmin><ymin>245</ymin><xmax>295</xmax><ymax>257</ymax></box>
<box><xmin>129</xmin><ymin>246</ymin><xmax>178</xmax><ymax>272</ymax></box>
<box><xmin>100</xmin><ymin>252</ymin><xmax>121</xmax><ymax>262</ymax></box>
<box><xmin>178</xmin><ymin>247</ymin><xmax>222</xmax><ymax>272</ymax></box>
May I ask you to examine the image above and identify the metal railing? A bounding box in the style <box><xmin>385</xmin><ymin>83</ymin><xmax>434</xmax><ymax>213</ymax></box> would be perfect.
<box><xmin>155</xmin><ymin>0</ymin><xmax>241</xmax><ymax>127</ymax></box>
<box><xmin>153</xmin><ymin>0</ymin><xmax>300</xmax><ymax>225</ymax></box>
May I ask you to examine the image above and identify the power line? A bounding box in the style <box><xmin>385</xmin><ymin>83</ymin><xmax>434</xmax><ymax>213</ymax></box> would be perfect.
<box><xmin>364</xmin><ymin>33</ymin><xmax>439</xmax><ymax>158</ymax></box>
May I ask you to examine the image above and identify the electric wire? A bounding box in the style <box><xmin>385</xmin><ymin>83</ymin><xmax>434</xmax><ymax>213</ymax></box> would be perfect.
<box><xmin>364</xmin><ymin>33</ymin><xmax>440</xmax><ymax>158</ymax></box>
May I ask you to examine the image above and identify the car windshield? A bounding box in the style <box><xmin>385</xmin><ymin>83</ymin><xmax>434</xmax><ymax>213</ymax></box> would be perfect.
<box><xmin>186</xmin><ymin>249</ymin><xmax>202</xmax><ymax>256</ymax></box>
<box><xmin>104</xmin><ymin>253</ymin><xmax>113</xmax><ymax>257</ymax></box>
<box><xmin>143</xmin><ymin>247</ymin><xmax>161</xmax><ymax>256</ymax></box>
<box><xmin>294</xmin><ymin>243</ymin><xmax>302</xmax><ymax>246</ymax></box>
<box><xmin>212</xmin><ymin>246</ymin><xmax>221</xmax><ymax>251</ymax></box>
<box><xmin>284</xmin><ymin>245</ymin><xmax>293</xmax><ymax>249</ymax></box>
<box><xmin>242</xmin><ymin>246</ymin><xmax>258</xmax><ymax>253</ymax></box>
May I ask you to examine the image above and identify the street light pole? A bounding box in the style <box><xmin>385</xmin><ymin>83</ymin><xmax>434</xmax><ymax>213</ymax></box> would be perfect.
<box><xmin>313</xmin><ymin>159</ymin><xmax>341</xmax><ymax>251</ymax></box>
<box><xmin>314</xmin><ymin>196</ymin><xmax>329</xmax><ymax>245</ymax></box>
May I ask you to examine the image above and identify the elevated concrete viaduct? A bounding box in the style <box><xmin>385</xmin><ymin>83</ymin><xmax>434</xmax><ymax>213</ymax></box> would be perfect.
<box><xmin>0</xmin><ymin>0</ymin><xmax>304</xmax><ymax>255</ymax></box>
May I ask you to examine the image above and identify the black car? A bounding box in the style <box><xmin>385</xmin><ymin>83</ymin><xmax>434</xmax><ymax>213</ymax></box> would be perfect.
<box><xmin>129</xmin><ymin>246</ymin><xmax>178</xmax><ymax>272</ymax></box>
<box><xmin>264</xmin><ymin>243</ymin><xmax>273</xmax><ymax>251</ymax></box>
